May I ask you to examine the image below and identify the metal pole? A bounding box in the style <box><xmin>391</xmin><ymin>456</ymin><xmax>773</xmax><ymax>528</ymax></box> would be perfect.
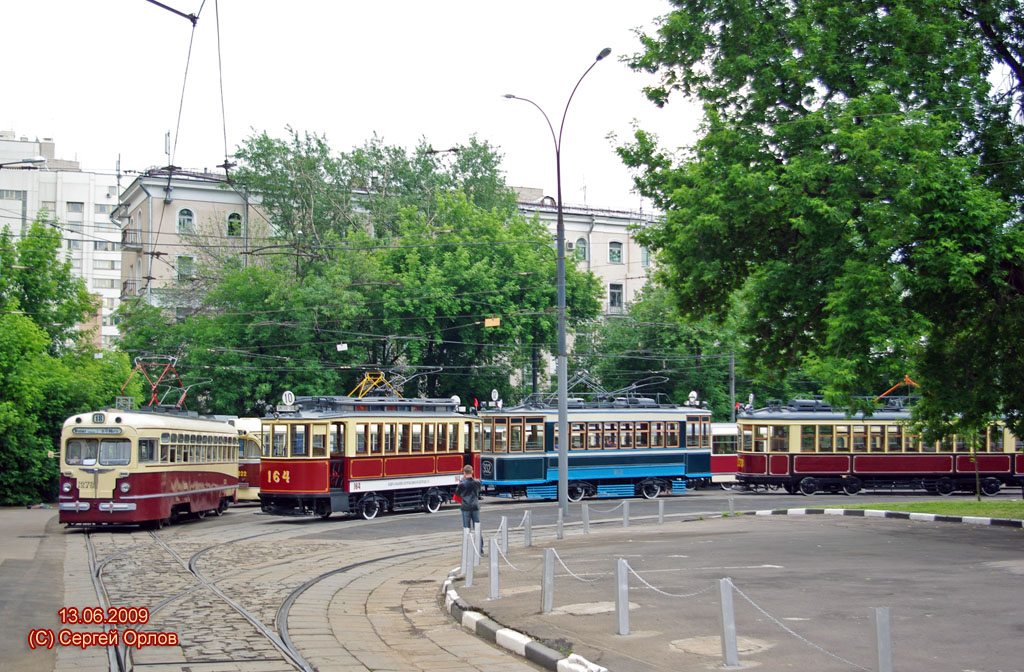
<box><xmin>616</xmin><ymin>558</ymin><xmax>629</xmax><ymax>635</ymax></box>
<box><xmin>524</xmin><ymin>510</ymin><xmax>532</xmax><ymax>547</ymax></box>
<box><xmin>658</xmin><ymin>499</ymin><xmax>665</xmax><ymax>524</ymax></box>
<box><xmin>542</xmin><ymin>548</ymin><xmax>555</xmax><ymax>614</ymax></box>
<box><xmin>582</xmin><ymin>502</ymin><xmax>590</xmax><ymax>534</ymax></box>
<box><xmin>474</xmin><ymin>522</ymin><xmax>482</xmax><ymax>567</ymax></box>
<box><xmin>623</xmin><ymin>500</ymin><xmax>630</xmax><ymax>527</ymax></box>
<box><xmin>461</xmin><ymin>528</ymin><xmax>470</xmax><ymax>577</ymax></box>
<box><xmin>489</xmin><ymin>537</ymin><xmax>499</xmax><ymax>600</ymax></box>
<box><xmin>729</xmin><ymin>496</ymin><xmax>735</xmax><ymax>516</ymax></box>
<box><xmin>466</xmin><ymin>543</ymin><xmax>475</xmax><ymax>588</ymax></box>
<box><xmin>557</xmin><ymin>507</ymin><xmax>564</xmax><ymax>539</ymax></box>
<box><xmin>718</xmin><ymin>578</ymin><xmax>739</xmax><ymax>667</ymax></box>
<box><xmin>872</xmin><ymin>607</ymin><xmax>893</xmax><ymax>672</ymax></box>
<box><xmin>501</xmin><ymin>515</ymin><xmax>509</xmax><ymax>556</ymax></box>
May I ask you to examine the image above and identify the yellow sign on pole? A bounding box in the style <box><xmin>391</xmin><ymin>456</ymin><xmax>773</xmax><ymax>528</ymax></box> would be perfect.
<box><xmin>484</xmin><ymin>317</ymin><xmax>501</xmax><ymax>328</ymax></box>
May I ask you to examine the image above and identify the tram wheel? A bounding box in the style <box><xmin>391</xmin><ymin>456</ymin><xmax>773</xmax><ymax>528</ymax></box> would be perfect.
<box><xmin>640</xmin><ymin>482</ymin><xmax>661</xmax><ymax>500</ymax></box>
<box><xmin>359</xmin><ymin>498</ymin><xmax>380</xmax><ymax>520</ymax></box>
<box><xmin>195</xmin><ymin>509</ymin><xmax>206</xmax><ymax>519</ymax></box>
<box><xmin>218</xmin><ymin>498</ymin><xmax>229</xmax><ymax>514</ymax></box>
<box><xmin>842</xmin><ymin>478</ymin><xmax>863</xmax><ymax>496</ymax></box>
<box><xmin>424</xmin><ymin>491</ymin><xmax>443</xmax><ymax>513</ymax></box>
<box><xmin>936</xmin><ymin>478</ymin><xmax>956</xmax><ymax>496</ymax></box>
<box><xmin>798</xmin><ymin>477</ymin><xmax>818</xmax><ymax>496</ymax></box>
<box><xmin>315</xmin><ymin>501</ymin><xmax>332</xmax><ymax>519</ymax></box>
<box><xmin>981</xmin><ymin>477</ymin><xmax>1001</xmax><ymax>497</ymax></box>
<box><xmin>567</xmin><ymin>485</ymin><xmax>585</xmax><ymax>503</ymax></box>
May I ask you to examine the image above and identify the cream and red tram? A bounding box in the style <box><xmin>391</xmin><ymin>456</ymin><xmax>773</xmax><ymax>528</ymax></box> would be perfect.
<box><xmin>258</xmin><ymin>386</ymin><xmax>480</xmax><ymax>519</ymax></box>
<box><xmin>233</xmin><ymin>417</ymin><xmax>264</xmax><ymax>502</ymax></box>
<box><xmin>58</xmin><ymin>408</ymin><xmax>239</xmax><ymax>527</ymax></box>
<box><xmin>736</xmin><ymin>398</ymin><xmax>1024</xmax><ymax>495</ymax></box>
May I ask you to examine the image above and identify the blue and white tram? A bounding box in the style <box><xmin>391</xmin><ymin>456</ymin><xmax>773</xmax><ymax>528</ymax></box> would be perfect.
<box><xmin>477</xmin><ymin>390</ymin><xmax>712</xmax><ymax>500</ymax></box>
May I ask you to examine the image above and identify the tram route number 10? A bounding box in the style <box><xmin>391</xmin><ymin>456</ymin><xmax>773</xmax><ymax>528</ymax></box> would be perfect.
<box><xmin>268</xmin><ymin>470</ymin><xmax>291</xmax><ymax>484</ymax></box>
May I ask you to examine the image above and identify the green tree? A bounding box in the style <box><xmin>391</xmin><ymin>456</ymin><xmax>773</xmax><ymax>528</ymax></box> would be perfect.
<box><xmin>621</xmin><ymin>0</ymin><xmax>1024</xmax><ymax>437</ymax></box>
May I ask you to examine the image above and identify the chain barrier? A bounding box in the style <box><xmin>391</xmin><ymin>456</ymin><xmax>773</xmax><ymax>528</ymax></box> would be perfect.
<box><xmin>730</xmin><ymin>581</ymin><xmax>871</xmax><ymax>671</ymax></box>
<box><xmin>625</xmin><ymin>563</ymin><xmax>715</xmax><ymax>598</ymax></box>
<box><xmin>512</xmin><ymin>510</ymin><xmax>529</xmax><ymax>530</ymax></box>
<box><xmin>492</xmin><ymin>537</ymin><xmax>535</xmax><ymax>572</ymax></box>
<box><xmin>552</xmin><ymin>548</ymin><xmax>601</xmax><ymax>582</ymax></box>
<box><xmin>587</xmin><ymin>502</ymin><xmax>625</xmax><ymax>513</ymax></box>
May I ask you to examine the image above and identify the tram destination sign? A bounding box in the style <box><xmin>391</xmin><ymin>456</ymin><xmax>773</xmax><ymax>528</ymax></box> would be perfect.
<box><xmin>72</xmin><ymin>427</ymin><xmax>122</xmax><ymax>435</ymax></box>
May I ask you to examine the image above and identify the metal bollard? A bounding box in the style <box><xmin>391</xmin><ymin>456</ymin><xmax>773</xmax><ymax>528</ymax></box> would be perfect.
<box><xmin>501</xmin><ymin>515</ymin><xmax>509</xmax><ymax>556</ymax></box>
<box><xmin>582</xmin><ymin>503</ymin><xmax>590</xmax><ymax>534</ymax></box>
<box><xmin>718</xmin><ymin>578</ymin><xmax>739</xmax><ymax>667</ymax></box>
<box><xmin>658</xmin><ymin>499</ymin><xmax>665</xmax><ymax>524</ymax></box>
<box><xmin>489</xmin><ymin>537</ymin><xmax>499</xmax><ymax>600</ymax></box>
<box><xmin>728</xmin><ymin>496</ymin><xmax>735</xmax><ymax>516</ymax></box>
<box><xmin>541</xmin><ymin>548</ymin><xmax>554</xmax><ymax>614</ymax></box>
<box><xmin>623</xmin><ymin>500</ymin><xmax>630</xmax><ymax>527</ymax></box>
<box><xmin>465</xmin><ymin>543</ymin><xmax>475</xmax><ymax>587</ymax></box>
<box><xmin>872</xmin><ymin>607</ymin><xmax>893</xmax><ymax>672</ymax></box>
<box><xmin>616</xmin><ymin>558</ymin><xmax>629</xmax><ymax>635</ymax></box>
<box><xmin>524</xmin><ymin>510</ymin><xmax>532</xmax><ymax>547</ymax></box>
<box><xmin>460</xmin><ymin>528</ymin><xmax>470</xmax><ymax>576</ymax></box>
<box><xmin>474</xmin><ymin>522</ymin><xmax>482</xmax><ymax>567</ymax></box>
<box><xmin>557</xmin><ymin>508</ymin><xmax>564</xmax><ymax>539</ymax></box>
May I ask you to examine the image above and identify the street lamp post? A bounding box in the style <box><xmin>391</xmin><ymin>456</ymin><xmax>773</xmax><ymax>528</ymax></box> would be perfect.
<box><xmin>0</xmin><ymin>156</ymin><xmax>47</xmax><ymax>170</ymax></box>
<box><xmin>505</xmin><ymin>47</ymin><xmax>611</xmax><ymax>515</ymax></box>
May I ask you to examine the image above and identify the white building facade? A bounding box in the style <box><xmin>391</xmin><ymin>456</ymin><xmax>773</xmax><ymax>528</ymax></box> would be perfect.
<box><xmin>0</xmin><ymin>132</ymin><xmax>123</xmax><ymax>348</ymax></box>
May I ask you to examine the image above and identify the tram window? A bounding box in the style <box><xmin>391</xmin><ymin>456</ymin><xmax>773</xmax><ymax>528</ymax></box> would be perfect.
<box><xmin>492</xmin><ymin>420</ymin><xmax>507</xmax><ymax>453</ymax></box>
<box><xmin>552</xmin><ymin>424</ymin><xmax>559</xmax><ymax>451</ymax></box>
<box><xmin>939</xmin><ymin>436</ymin><xmax>954</xmax><ymax>453</ymax></box>
<box><xmin>66</xmin><ymin>439</ymin><xmax>98</xmax><ymax>465</ymax></box>
<box><xmin>331</xmin><ymin>423</ymin><xmax>345</xmax><ymax>457</ymax></box>
<box><xmin>273</xmin><ymin>426</ymin><xmax>287</xmax><ymax>457</ymax></box>
<box><xmin>587</xmin><ymin>423</ymin><xmax>602</xmax><ymax>450</ymax></box>
<box><xmin>411</xmin><ymin>424</ymin><xmax>423</xmax><ymax>453</ymax></box>
<box><xmin>852</xmin><ymin>426</ymin><xmax>867</xmax><ymax>452</ymax></box>
<box><xmin>262</xmin><ymin>429</ymin><xmax>271</xmax><ymax>457</ymax></box>
<box><xmin>989</xmin><ymin>427</ymin><xmax>1004</xmax><ymax>453</ymax></box>
<box><xmin>620</xmin><ymin>422</ymin><xmax>634</xmax><ymax>449</ymax></box>
<box><xmin>312</xmin><ymin>426</ymin><xmax>327</xmax><ymax>457</ymax></box>
<box><xmin>100</xmin><ymin>439</ymin><xmax>131</xmax><ymax>466</ymax></box>
<box><xmin>635</xmin><ymin>422</ymin><xmax>649</xmax><ymax>448</ymax></box>
<box><xmin>652</xmin><ymin>422</ymin><xmax>664</xmax><ymax>449</ymax></box>
<box><xmin>815</xmin><ymin>426</ymin><xmax>831</xmax><ymax>451</ymax></box>
<box><xmin>160</xmin><ymin>442</ymin><xmax>169</xmax><ymax>462</ymax></box>
<box><xmin>383</xmin><ymin>424</ymin><xmax>395</xmax><ymax>454</ymax></box>
<box><xmin>290</xmin><ymin>425</ymin><xmax>308</xmax><ymax>457</ymax></box>
<box><xmin>754</xmin><ymin>425</ymin><xmax>768</xmax><ymax>452</ymax></box>
<box><xmin>247</xmin><ymin>439</ymin><xmax>261</xmax><ymax>459</ymax></box>
<box><xmin>713</xmin><ymin>434</ymin><xmax>738</xmax><ymax>455</ymax></box>
<box><xmin>835</xmin><ymin>426</ymin><xmax>850</xmax><ymax>452</ymax></box>
<box><xmin>568</xmin><ymin>423</ymin><xmax>585</xmax><ymax>451</ymax></box>
<box><xmin>448</xmin><ymin>423</ymin><xmax>459</xmax><ymax>452</ymax></box>
<box><xmin>886</xmin><ymin>426</ymin><xmax>902</xmax><ymax>452</ymax></box>
<box><xmin>667</xmin><ymin>422</ymin><xmax>680</xmax><ymax>448</ymax></box>
<box><xmin>509</xmin><ymin>424</ymin><xmax>523</xmax><ymax>452</ymax></box>
<box><xmin>955</xmin><ymin>434</ymin><xmax>971</xmax><ymax>452</ymax></box>
<box><xmin>482</xmin><ymin>422</ymin><xmax>493</xmax><ymax>453</ymax></box>
<box><xmin>169</xmin><ymin>447</ymin><xmax>177</xmax><ymax>463</ymax></box>
<box><xmin>423</xmin><ymin>423</ymin><xmax>436</xmax><ymax>452</ymax></box>
<box><xmin>369</xmin><ymin>424</ymin><xmax>382</xmax><ymax>455</ymax></box>
<box><xmin>604</xmin><ymin>423</ymin><xmax>618</xmax><ymax>449</ymax></box>
<box><xmin>356</xmin><ymin>424</ymin><xmax>368</xmax><ymax>455</ymax></box>
<box><xmin>904</xmin><ymin>434</ymin><xmax>920</xmax><ymax>452</ymax></box>
<box><xmin>685</xmin><ymin>417</ymin><xmax>700</xmax><ymax>447</ymax></box>
<box><xmin>701</xmin><ymin>418</ymin><xmax>711</xmax><ymax>448</ymax></box>
<box><xmin>801</xmin><ymin>426</ymin><xmax>816</xmax><ymax>452</ymax></box>
<box><xmin>741</xmin><ymin>426</ymin><xmax>754</xmax><ymax>451</ymax></box>
<box><xmin>437</xmin><ymin>424</ymin><xmax>448</xmax><ymax>452</ymax></box>
<box><xmin>1015</xmin><ymin>436</ymin><xmax>1023</xmax><ymax>452</ymax></box>
<box><xmin>397</xmin><ymin>423</ymin><xmax>410</xmax><ymax>453</ymax></box>
<box><xmin>770</xmin><ymin>426</ymin><xmax>789</xmax><ymax>452</ymax></box>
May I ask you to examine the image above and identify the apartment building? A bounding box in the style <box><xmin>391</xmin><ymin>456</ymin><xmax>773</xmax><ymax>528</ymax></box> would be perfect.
<box><xmin>0</xmin><ymin>132</ymin><xmax>123</xmax><ymax>348</ymax></box>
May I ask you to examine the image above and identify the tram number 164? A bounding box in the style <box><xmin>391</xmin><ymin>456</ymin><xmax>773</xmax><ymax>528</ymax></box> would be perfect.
<box><xmin>268</xmin><ymin>470</ymin><xmax>291</xmax><ymax>484</ymax></box>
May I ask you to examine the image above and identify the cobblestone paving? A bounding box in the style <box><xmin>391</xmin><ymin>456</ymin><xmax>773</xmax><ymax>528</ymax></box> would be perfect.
<box><xmin>57</xmin><ymin>514</ymin><xmax>540</xmax><ymax>672</ymax></box>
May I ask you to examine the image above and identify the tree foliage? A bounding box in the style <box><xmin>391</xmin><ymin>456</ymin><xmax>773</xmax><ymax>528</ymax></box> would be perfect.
<box><xmin>118</xmin><ymin>135</ymin><xmax>603</xmax><ymax>414</ymax></box>
<box><xmin>622</xmin><ymin>0</ymin><xmax>1024</xmax><ymax>437</ymax></box>
<box><xmin>0</xmin><ymin>217</ymin><xmax>137</xmax><ymax>504</ymax></box>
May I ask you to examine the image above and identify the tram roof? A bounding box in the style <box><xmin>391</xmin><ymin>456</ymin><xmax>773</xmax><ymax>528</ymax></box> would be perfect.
<box><xmin>480</xmin><ymin>398</ymin><xmax>710</xmax><ymax>416</ymax></box>
<box><xmin>62</xmin><ymin>406</ymin><xmax>240</xmax><ymax>432</ymax></box>
<box><xmin>266</xmin><ymin>395</ymin><xmax>466</xmax><ymax>419</ymax></box>
<box><xmin>737</xmin><ymin>397</ymin><xmax>917</xmax><ymax>422</ymax></box>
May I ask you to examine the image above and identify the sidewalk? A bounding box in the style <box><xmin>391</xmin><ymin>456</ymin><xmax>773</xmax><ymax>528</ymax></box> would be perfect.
<box><xmin>447</xmin><ymin>508</ymin><xmax>1024</xmax><ymax>671</ymax></box>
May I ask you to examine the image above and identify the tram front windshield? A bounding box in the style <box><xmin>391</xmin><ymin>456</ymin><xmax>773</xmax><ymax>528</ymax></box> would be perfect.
<box><xmin>65</xmin><ymin>438</ymin><xmax>132</xmax><ymax>466</ymax></box>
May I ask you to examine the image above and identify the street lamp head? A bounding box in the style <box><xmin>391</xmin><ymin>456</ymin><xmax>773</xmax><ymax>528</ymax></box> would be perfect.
<box><xmin>0</xmin><ymin>156</ymin><xmax>47</xmax><ymax>169</ymax></box>
<box><xmin>503</xmin><ymin>94</ymin><xmax>517</xmax><ymax>99</ymax></box>
<box><xmin>596</xmin><ymin>47</ymin><xmax>612</xmax><ymax>61</ymax></box>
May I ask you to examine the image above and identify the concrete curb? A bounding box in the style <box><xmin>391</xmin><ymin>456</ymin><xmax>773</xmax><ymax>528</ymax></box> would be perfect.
<box><xmin>442</xmin><ymin>568</ymin><xmax>609</xmax><ymax>672</ymax></box>
<box><xmin>744</xmin><ymin>507</ymin><xmax>1024</xmax><ymax>528</ymax></box>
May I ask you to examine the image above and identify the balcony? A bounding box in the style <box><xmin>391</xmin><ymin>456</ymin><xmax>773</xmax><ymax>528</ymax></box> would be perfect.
<box><xmin>121</xmin><ymin>228</ymin><xmax>142</xmax><ymax>250</ymax></box>
<box><xmin>121</xmin><ymin>279</ymin><xmax>139</xmax><ymax>299</ymax></box>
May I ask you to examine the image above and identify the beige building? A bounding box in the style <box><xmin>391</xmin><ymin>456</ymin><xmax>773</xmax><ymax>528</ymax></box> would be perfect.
<box><xmin>515</xmin><ymin>187</ymin><xmax>655</xmax><ymax>315</ymax></box>
<box><xmin>118</xmin><ymin>168</ymin><xmax>270</xmax><ymax>315</ymax></box>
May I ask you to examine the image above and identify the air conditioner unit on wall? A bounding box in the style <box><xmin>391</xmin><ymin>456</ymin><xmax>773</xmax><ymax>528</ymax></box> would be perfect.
<box><xmin>565</xmin><ymin>241</ymin><xmax>575</xmax><ymax>251</ymax></box>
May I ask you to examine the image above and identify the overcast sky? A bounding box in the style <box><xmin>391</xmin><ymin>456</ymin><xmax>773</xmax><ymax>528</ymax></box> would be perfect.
<box><xmin>6</xmin><ymin>0</ymin><xmax>701</xmax><ymax>212</ymax></box>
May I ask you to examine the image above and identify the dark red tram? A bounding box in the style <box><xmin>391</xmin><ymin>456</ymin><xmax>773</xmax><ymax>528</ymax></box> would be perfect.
<box><xmin>736</xmin><ymin>398</ymin><xmax>1024</xmax><ymax>495</ymax></box>
<box><xmin>258</xmin><ymin>376</ymin><xmax>480</xmax><ymax>519</ymax></box>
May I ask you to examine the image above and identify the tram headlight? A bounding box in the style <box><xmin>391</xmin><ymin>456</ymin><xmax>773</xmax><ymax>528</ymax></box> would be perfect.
<box><xmin>119</xmin><ymin>482</ymin><xmax>131</xmax><ymax>494</ymax></box>
<box><xmin>62</xmin><ymin>481</ymin><xmax>72</xmax><ymax>493</ymax></box>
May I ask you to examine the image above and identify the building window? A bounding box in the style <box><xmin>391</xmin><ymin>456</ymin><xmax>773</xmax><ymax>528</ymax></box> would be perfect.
<box><xmin>227</xmin><ymin>212</ymin><xmax>242</xmax><ymax>237</ymax></box>
<box><xmin>177</xmin><ymin>256</ymin><xmax>195</xmax><ymax>281</ymax></box>
<box><xmin>574</xmin><ymin>238</ymin><xmax>588</xmax><ymax>261</ymax></box>
<box><xmin>609</xmin><ymin>241</ymin><xmax>623</xmax><ymax>264</ymax></box>
<box><xmin>641</xmin><ymin>247</ymin><xmax>650</xmax><ymax>267</ymax></box>
<box><xmin>95</xmin><ymin>204</ymin><xmax>115</xmax><ymax>215</ymax></box>
<box><xmin>92</xmin><ymin>278</ymin><xmax>119</xmax><ymax>289</ymax></box>
<box><xmin>609</xmin><ymin>283</ymin><xmax>623</xmax><ymax>312</ymax></box>
<box><xmin>93</xmin><ymin>259</ymin><xmax>120</xmax><ymax>270</ymax></box>
<box><xmin>66</xmin><ymin>202</ymin><xmax>84</xmax><ymax>214</ymax></box>
<box><xmin>177</xmin><ymin>209</ymin><xmax>195</xmax><ymax>234</ymax></box>
<box><xmin>66</xmin><ymin>239</ymin><xmax>82</xmax><ymax>250</ymax></box>
<box><xmin>94</xmin><ymin>241</ymin><xmax>116</xmax><ymax>251</ymax></box>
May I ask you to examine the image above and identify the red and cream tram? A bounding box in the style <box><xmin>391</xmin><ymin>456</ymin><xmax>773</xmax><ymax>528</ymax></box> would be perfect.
<box><xmin>233</xmin><ymin>417</ymin><xmax>264</xmax><ymax>502</ymax></box>
<box><xmin>258</xmin><ymin>375</ymin><xmax>480</xmax><ymax>519</ymax></box>
<box><xmin>58</xmin><ymin>407</ymin><xmax>239</xmax><ymax>527</ymax></box>
<box><xmin>736</xmin><ymin>398</ymin><xmax>1024</xmax><ymax>495</ymax></box>
<box><xmin>710</xmin><ymin>422</ymin><xmax>739</xmax><ymax>486</ymax></box>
